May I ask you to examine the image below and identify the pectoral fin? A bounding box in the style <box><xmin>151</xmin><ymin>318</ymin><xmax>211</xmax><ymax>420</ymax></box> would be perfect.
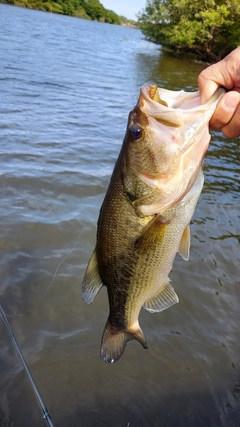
<box><xmin>134</xmin><ymin>214</ymin><xmax>169</xmax><ymax>254</ymax></box>
<box><xmin>143</xmin><ymin>281</ymin><xmax>179</xmax><ymax>313</ymax></box>
<box><xmin>178</xmin><ymin>224</ymin><xmax>190</xmax><ymax>261</ymax></box>
<box><xmin>82</xmin><ymin>249</ymin><xmax>102</xmax><ymax>304</ymax></box>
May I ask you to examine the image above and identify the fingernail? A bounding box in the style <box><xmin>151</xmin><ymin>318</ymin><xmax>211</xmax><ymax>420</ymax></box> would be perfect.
<box><xmin>224</xmin><ymin>92</ymin><xmax>240</xmax><ymax>110</ymax></box>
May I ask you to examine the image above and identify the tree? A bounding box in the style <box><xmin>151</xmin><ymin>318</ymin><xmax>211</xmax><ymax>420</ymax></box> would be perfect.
<box><xmin>105</xmin><ymin>9</ymin><xmax>121</xmax><ymax>24</ymax></box>
<box><xmin>1</xmin><ymin>0</ymin><xmax>126</xmax><ymax>25</ymax></box>
<box><xmin>137</xmin><ymin>0</ymin><xmax>240</xmax><ymax>61</ymax></box>
<box><xmin>83</xmin><ymin>0</ymin><xmax>105</xmax><ymax>20</ymax></box>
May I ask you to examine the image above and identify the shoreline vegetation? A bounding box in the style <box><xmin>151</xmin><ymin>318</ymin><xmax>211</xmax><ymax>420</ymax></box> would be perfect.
<box><xmin>137</xmin><ymin>0</ymin><xmax>240</xmax><ymax>62</ymax></box>
<box><xmin>2</xmin><ymin>1</ymin><xmax>239</xmax><ymax>62</ymax></box>
<box><xmin>0</xmin><ymin>0</ymin><xmax>137</xmax><ymax>27</ymax></box>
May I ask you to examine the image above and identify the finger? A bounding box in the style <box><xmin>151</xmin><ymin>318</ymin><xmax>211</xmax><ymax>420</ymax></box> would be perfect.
<box><xmin>198</xmin><ymin>68</ymin><xmax>220</xmax><ymax>103</ymax></box>
<box><xmin>221</xmin><ymin>102</ymin><xmax>240</xmax><ymax>138</ymax></box>
<box><xmin>198</xmin><ymin>48</ymin><xmax>240</xmax><ymax>103</ymax></box>
<box><xmin>209</xmin><ymin>91</ymin><xmax>240</xmax><ymax>130</ymax></box>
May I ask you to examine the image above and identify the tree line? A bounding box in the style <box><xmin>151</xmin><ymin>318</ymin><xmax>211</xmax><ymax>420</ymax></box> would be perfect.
<box><xmin>2</xmin><ymin>0</ymin><xmax>124</xmax><ymax>24</ymax></box>
<box><xmin>137</xmin><ymin>0</ymin><xmax>240</xmax><ymax>61</ymax></box>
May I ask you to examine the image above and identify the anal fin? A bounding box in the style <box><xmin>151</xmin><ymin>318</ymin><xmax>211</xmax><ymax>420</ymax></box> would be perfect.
<box><xmin>82</xmin><ymin>249</ymin><xmax>102</xmax><ymax>304</ymax></box>
<box><xmin>143</xmin><ymin>281</ymin><xmax>179</xmax><ymax>313</ymax></box>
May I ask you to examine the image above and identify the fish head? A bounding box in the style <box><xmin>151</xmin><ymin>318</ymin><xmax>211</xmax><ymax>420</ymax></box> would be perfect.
<box><xmin>122</xmin><ymin>84</ymin><xmax>225</xmax><ymax>215</ymax></box>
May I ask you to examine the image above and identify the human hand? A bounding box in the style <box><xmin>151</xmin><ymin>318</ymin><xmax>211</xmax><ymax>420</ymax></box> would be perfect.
<box><xmin>198</xmin><ymin>47</ymin><xmax>240</xmax><ymax>138</ymax></box>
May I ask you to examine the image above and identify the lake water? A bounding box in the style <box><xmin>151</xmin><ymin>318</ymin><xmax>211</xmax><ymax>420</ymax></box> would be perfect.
<box><xmin>0</xmin><ymin>4</ymin><xmax>239</xmax><ymax>427</ymax></box>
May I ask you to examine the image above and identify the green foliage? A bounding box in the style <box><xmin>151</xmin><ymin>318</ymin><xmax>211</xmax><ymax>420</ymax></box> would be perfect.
<box><xmin>74</xmin><ymin>5</ymin><xmax>91</xmax><ymax>19</ymax></box>
<box><xmin>105</xmin><ymin>9</ymin><xmax>120</xmax><ymax>25</ymax></box>
<box><xmin>1</xmin><ymin>0</ymin><xmax>122</xmax><ymax>24</ymax></box>
<box><xmin>83</xmin><ymin>0</ymin><xmax>104</xmax><ymax>20</ymax></box>
<box><xmin>138</xmin><ymin>0</ymin><xmax>240</xmax><ymax>61</ymax></box>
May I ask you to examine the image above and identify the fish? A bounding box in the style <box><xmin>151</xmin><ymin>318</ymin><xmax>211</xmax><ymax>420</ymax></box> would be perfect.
<box><xmin>82</xmin><ymin>84</ymin><xmax>225</xmax><ymax>364</ymax></box>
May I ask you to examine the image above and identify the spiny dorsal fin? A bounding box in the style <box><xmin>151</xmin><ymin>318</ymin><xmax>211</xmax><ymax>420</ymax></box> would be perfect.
<box><xmin>178</xmin><ymin>224</ymin><xmax>190</xmax><ymax>261</ymax></box>
<box><xmin>82</xmin><ymin>249</ymin><xmax>102</xmax><ymax>304</ymax></box>
<box><xmin>143</xmin><ymin>281</ymin><xmax>179</xmax><ymax>313</ymax></box>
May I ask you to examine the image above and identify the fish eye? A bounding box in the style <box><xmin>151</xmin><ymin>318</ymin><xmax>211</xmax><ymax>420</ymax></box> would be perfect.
<box><xmin>129</xmin><ymin>123</ymin><xmax>143</xmax><ymax>141</ymax></box>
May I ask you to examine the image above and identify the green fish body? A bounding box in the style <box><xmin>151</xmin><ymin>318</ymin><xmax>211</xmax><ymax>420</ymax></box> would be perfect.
<box><xmin>82</xmin><ymin>85</ymin><xmax>225</xmax><ymax>363</ymax></box>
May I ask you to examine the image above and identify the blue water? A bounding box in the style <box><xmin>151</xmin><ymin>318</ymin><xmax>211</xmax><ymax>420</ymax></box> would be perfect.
<box><xmin>0</xmin><ymin>4</ymin><xmax>239</xmax><ymax>427</ymax></box>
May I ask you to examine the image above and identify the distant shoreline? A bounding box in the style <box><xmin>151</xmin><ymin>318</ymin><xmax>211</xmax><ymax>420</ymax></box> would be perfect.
<box><xmin>0</xmin><ymin>0</ymin><xmax>138</xmax><ymax>28</ymax></box>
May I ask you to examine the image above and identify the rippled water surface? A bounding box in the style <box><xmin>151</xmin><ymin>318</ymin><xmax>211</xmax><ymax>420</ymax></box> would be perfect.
<box><xmin>0</xmin><ymin>4</ymin><xmax>239</xmax><ymax>427</ymax></box>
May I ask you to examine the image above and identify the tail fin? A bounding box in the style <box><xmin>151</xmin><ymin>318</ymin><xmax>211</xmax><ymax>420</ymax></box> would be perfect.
<box><xmin>100</xmin><ymin>320</ymin><xmax>148</xmax><ymax>363</ymax></box>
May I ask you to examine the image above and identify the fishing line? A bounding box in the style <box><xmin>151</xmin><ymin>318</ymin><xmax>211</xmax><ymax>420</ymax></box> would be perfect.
<box><xmin>0</xmin><ymin>163</ymin><xmax>112</xmax><ymax>427</ymax></box>
<box><xmin>0</xmin><ymin>304</ymin><xmax>54</xmax><ymax>427</ymax></box>
<box><xmin>4</xmin><ymin>188</ymin><xmax>108</xmax><ymax>319</ymax></box>
<box><xmin>4</xmin><ymin>105</ymin><xmax>130</xmax><ymax>320</ymax></box>
<box><xmin>0</xmin><ymin>90</ymin><xmax>138</xmax><ymax>427</ymax></box>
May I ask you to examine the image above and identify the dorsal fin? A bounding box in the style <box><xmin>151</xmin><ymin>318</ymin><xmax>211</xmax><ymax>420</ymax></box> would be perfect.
<box><xmin>82</xmin><ymin>249</ymin><xmax>102</xmax><ymax>304</ymax></box>
<box><xmin>178</xmin><ymin>224</ymin><xmax>190</xmax><ymax>261</ymax></box>
<box><xmin>143</xmin><ymin>281</ymin><xmax>179</xmax><ymax>313</ymax></box>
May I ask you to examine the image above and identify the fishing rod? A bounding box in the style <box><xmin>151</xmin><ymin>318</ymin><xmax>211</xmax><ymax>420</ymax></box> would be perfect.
<box><xmin>0</xmin><ymin>305</ymin><xmax>54</xmax><ymax>427</ymax></box>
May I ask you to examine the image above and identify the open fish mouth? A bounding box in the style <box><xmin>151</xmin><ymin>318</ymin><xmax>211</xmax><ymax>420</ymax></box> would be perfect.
<box><xmin>127</xmin><ymin>84</ymin><xmax>226</xmax><ymax>215</ymax></box>
<box><xmin>139</xmin><ymin>84</ymin><xmax>225</xmax><ymax>127</ymax></box>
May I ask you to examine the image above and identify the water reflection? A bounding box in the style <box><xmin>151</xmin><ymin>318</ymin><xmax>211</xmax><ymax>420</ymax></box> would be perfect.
<box><xmin>204</xmin><ymin>134</ymin><xmax>240</xmax><ymax>199</ymax></box>
<box><xmin>134</xmin><ymin>48</ymin><xmax>206</xmax><ymax>90</ymax></box>
<box><xmin>0</xmin><ymin>4</ymin><xmax>239</xmax><ymax>427</ymax></box>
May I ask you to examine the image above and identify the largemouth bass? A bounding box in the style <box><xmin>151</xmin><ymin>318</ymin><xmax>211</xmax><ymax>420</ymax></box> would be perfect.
<box><xmin>82</xmin><ymin>84</ymin><xmax>225</xmax><ymax>363</ymax></box>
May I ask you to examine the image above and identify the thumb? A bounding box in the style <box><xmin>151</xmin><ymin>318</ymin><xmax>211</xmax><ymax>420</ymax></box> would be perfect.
<box><xmin>198</xmin><ymin>64</ymin><xmax>225</xmax><ymax>103</ymax></box>
<box><xmin>198</xmin><ymin>48</ymin><xmax>240</xmax><ymax>103</ymax></box>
